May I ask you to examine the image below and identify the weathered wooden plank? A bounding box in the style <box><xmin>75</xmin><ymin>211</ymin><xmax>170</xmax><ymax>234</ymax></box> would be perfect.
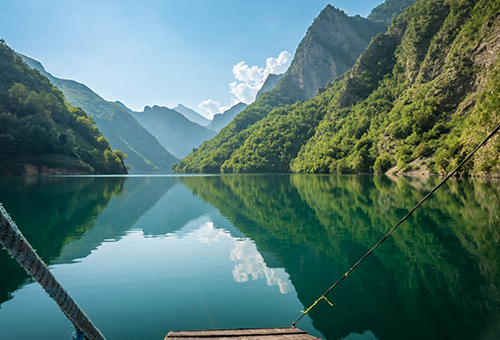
<box><xmin>167</xmin><ymin>335</ymin><xmax>318</xmax><ymax>340</ymax></box>
<box><xmin>165</xmin><ymin>327</ymin><xmax>319</xmax><ymax>340</ymax></box>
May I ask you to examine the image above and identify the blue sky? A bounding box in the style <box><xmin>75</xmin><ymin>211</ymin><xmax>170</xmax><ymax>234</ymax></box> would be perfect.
<box><xmin>1</xmin><ymin>0</ymin><xmax>385</xmax><ymax>118</ymax></box>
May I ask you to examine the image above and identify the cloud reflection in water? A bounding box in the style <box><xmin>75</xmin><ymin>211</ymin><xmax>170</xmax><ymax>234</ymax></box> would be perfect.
<box><xmin>196</xmin><ymin>222</ymin><xmax>292</xmax><ymax>294</ymax></box>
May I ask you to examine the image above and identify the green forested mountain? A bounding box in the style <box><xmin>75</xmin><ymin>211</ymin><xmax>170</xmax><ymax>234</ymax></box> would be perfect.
<box><xmin>132</xmin><ymin>105</ymin><xmax>217</xmax><ymax>159</ymax></box>
<box><xmin>293</xmin><ymin>0</ymin><xmax>500</xmax><ymax>176</ymax></box>
<box><xmin>0</xmin><ymin>41</ymin><xmax>127</xmax><ymax>175</ymax></box>
<box><xmin>206</xmin><ymin>102</ymin><xmax>248</xmax><ymax>133</ymax></box>
<box><xmin>179</xmin><ymin>0</ymin><xmax>500</xmax><ymax>176</ymax></box>
<box><xmin>19</xmin><ymin>55</ymin><xmax>178</xmax><ymax>173</ymax></box>
<box><xmin>175</xmin><ymin>5</ymin><xmax>387</xmax><ymax>173</ymax></box>
<box><xmin>368</xmin><ymin>0</ymin><xmax>418</xmax><ymax>25</ymax></box>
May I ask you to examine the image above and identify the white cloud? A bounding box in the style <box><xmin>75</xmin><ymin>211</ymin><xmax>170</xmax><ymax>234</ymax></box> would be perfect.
<box><xmin>198</xmin><ymin>51</ymin><xmax>293</xmax><ymax>115</ymax></box>
<box><xmin>264</xmin><ymin>51</ymin><xmax>292</xmax><ymax>76</ymax></box>
<box><xmin>197</xmin><ymin>222</ymin><xmax>231</xmax><ymax>244</ymax></box>
<box><xmin>232</xmin><ymin>62</ymin><xmax>264</xmax><ymax>83</ymax></box>
<box><xmin>198</xmin><ymin>99</ymin><xmax>231</xmax><ymax>119</ymax></box>
<box><xmin>229</xmin><ymin>81</ymin><xmax>262</xmax><ymax>105</ymax></box>
<box><xmin>229</xmin><ymin>51</ymin><xmax>292</xmax><ymax>105</ymax></box>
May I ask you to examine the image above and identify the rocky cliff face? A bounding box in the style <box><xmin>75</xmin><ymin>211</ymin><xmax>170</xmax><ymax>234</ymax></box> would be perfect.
<box><xmin>255</xmin><ymin>73</ymin><xmax>285</xmax><ymax>100</ymax></box>
<box><xmin>279</xmin><ymin>5</ymin><xmax>386</xmax><ymax>101</ymax></box>
<box><xmin>175</xmin><ymin>4</ymin><xmax>389</xmax><ymax>173</ymax></box>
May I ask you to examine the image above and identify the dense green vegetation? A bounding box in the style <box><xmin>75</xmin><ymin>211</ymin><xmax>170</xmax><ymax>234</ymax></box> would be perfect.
<box><xmin>174</xmin><ymin>87</ymin><xmax>297</xmax><ymax>173</ymax></box>
<box><xmin>179</xmin><ymin>0</ymin><xmax>500</xmax><ymax>176</ymax></box>
<box><xmin>20</xmin><ymin>55</ymin><xmax>178</xmax><ymax>173</ymax></box>
<box><xmin>0</xmin><ymin>40</ymin><xmax>127</xmax><ymax>175</ymax></box>
<box><xmin>182</xmin><ymin>174</ymin><xmax>500</xmax><ymax>340</ymax></box>
<box><xmin>175</xmin><ymin>5</ymin><xmax>389</xmax><ymax>174</ymax></box>
<box><xmin>294</xmin><ymin>0</ymin><xmax>500</xmax><ymax>176</ymax></box>
<box><xmin>368</xmin><ymin>0</ymin><xmax>417</xmax><ymax>25</ymax></box>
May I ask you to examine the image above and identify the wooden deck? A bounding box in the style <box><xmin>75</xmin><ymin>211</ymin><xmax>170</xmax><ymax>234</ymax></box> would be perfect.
<box><xmin>165</xmin><ymin>327</ymin><xmax>320</xmax><ymax>340</ymax></box>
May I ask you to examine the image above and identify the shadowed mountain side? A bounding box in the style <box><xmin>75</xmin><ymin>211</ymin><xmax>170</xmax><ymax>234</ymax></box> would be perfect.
<box><xmin>207</xmin><ymin>102</ymin><xmax>248</xmax><ymax>133</ymax></box>
<box><xmin>133</xmin><ymin>106</ymin><xmax>217</xmax><ymax>159</ymax></box>
<box><xmin>256</xmin><ymin>73</ymin><xmax>285</xmax><ymax>100</ymax></box>
<box><xmin>0</xmin><ymin>176</ymin><xmax>125</xmax><ymax>306</ymax></box>
<box><xmin>54</xmin><ymin>177</ymin><xmax>179</xmax><ymax>264</ymax></box>
<box><xmin>174</xmin><ymin>104</ymin><xmax>211</xmax><ymax>127</ymax></box>
<box><xmin>19</xmin><ymin>54</ymin><xmax>178</xmax><ymax>173</ymax></box>
<box><xmin>181</xmin><ymin>174</ymin><xmax>500</xmax><ymax>340</ymax></box>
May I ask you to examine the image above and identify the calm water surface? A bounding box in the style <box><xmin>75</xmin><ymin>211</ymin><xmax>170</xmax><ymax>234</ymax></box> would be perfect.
<box><xmin>0</xmin><ymin>175</ymin><xmax>499</xmax><ymax>340</ymax></box>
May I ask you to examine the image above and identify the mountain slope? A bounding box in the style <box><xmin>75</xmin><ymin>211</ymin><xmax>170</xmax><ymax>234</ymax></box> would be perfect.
<box><xmin>255</xmin><ymin>73</ymin><xmax>285</xmax><ymax>100</ymax></box>
<box><xmin>173</xmin><ymin>104</ymin><xmax>210</xmax><ymax>126</ymax></box>
<box><xmin>132</xmin><ymin>105</ymin><xmax>216</xmax><ymax>159</ymax></box>
<box><xmin>368</xmin><ymin>0</ymin><xmax>418</xmax><ymax>25</ymax></box>
<box><xmin>183</xmin><ymin>0</ymin><xmax>500</xmax><ymax>176</ymax></box>
<box><xmin>292</xmin><ymin>0</ymin><xmax>500</xmax><ymax>176</ymax></box>
<box><xmin>175</xmin><ymin>5</ymin><xmax>387</xmax><ymax>173</ymax></box>
<box><xmin>278</xmin><ymin>5</ymin><xmax>386</xmax><ymax>101</ymax></box>
<box><xmin>206</xmin><ymin>102</ymin><xmax>248</xmax><ymax>132</ymax></box>
<box><xmin>0</xmin><ymin>41</ymin><xmax>127</xmax><ymax>175</ymax></box>
<box><xmin>19</xmin><ymin>55</ymin><xmax>178</xmax><ymax>173</ymax></box>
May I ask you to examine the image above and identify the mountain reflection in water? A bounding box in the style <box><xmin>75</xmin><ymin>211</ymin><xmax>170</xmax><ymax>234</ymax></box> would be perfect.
<box><xmin>0</xmin><ymin>174</ymin><xmax>499</xmax><ymax>340</ymax></box>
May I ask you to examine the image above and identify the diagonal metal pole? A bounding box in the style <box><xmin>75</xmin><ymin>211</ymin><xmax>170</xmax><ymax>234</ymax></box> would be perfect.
<box><xmin>0</xmin><ymin>204</ymin><xmax>107</xmax><ymax>340</ymax></box>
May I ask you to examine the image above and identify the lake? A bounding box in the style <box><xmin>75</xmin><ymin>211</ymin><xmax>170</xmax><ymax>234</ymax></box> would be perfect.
<box><xmin>0</xmin><ymin>174</ymin><xmax>499</xmax><ymax>340</ymax></box>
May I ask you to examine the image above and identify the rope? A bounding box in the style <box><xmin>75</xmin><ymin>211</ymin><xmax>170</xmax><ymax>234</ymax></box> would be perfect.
<box><xmin>293</xmin><ymin>121</ymin><xmax>500</xmax><ymax>327</ymax></box>
<box><xmin>0</xmin><ymin>204</ymin><xmax>107</xmax><ymax>340</ymax></box>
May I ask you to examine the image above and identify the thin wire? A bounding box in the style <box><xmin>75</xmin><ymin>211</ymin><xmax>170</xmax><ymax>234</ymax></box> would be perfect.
<box><xmin>293</xmin><ymin>121</ymin><xmax>500</xmax><ymax>327</ymax></box>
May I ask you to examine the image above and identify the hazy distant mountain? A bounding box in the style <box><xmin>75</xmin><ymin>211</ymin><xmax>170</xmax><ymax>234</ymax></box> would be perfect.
<box><xmin>207</xmin><ymin>102</ymin><xmax>248</xmax><ymax>133</ymax></box>
<box><xmin>20</xmin><ymin>54</ymin><xmax>178</xmax><ymax>173</ymax></box>
<box><xmin>255</xmin><ymin>73</ymin><xmax>285</xmax><ymax>100</ymax></box>
<box><xmin>173</xmin><ymin>104</ymin><xmax>211</xmax><ymax>126</ymax></box>
<box><xmin>132</xmin><ymin>105</ymin><xmax>216</xmax><ymax>159</ymax></box>
<box><xmin>0</xmin><ymin>43</ymin><xmax>127</xmax><ymax>175</ymax></box>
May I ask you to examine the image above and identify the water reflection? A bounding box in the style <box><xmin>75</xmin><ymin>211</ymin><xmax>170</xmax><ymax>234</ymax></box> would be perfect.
<box><xmin>1</xmin><ymin>174</ymin><xmax>499</xmax><ymax>340</ymax></box>
<box><xmin>182</xmin><ymin>174</ymin><xmax>500</xmax><ymax>340</ymax></box>
<box><xmin>231</xmin><ymin>238</ymin><xmax>292</xmax><ymax>294</ymax></box>
<box><xmin>196</xmin><ymin>222</ymin><xmax>293</xmax><ymax>294</ymax></box>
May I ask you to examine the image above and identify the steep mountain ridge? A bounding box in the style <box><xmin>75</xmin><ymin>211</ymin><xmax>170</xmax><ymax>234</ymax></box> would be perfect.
<box><xmin>179</xmin><ymin>0</ymin><xmax>500</xmax><ymax>176</ymax></box>
<box><xmin>19</xmin><ymin>54</ymin><xmax>178</xmax><ymax>173</ymax></box>
<box><xmin>279</xmin><ymin>5</ymin><xmax>386</xmax><ymax>101</ymax></box>
<box><xmin>292</xmin><ymin>0</ymin><xmax>500</xmax><ymax>176</ymax></box>
<box><xmin>175</xmin><ymin>4</ymin><xmax>388</xmax><ymax>173</ymax></box>
<box><xmin>206</xmin><ymin>102</ymin><xmax>248</xmax><ymax>132</ymax></box>
<box><xmin>255</xmin><ymin>73</ymin><xmax>285</xmax><ymax>100</ymax></box>
<box><xmin>173</xmin><ymin>104</ymin><xmax>211</xmax><ymax>126</ymax></box>
<box><xmin>132</xmin><ymin>105</ymin><xmax>216</xmax><ymax>159</ymax></box>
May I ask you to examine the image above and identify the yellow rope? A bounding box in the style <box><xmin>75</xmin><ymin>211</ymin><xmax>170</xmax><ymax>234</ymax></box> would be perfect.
<box><xmin>300</xmin><ymin>296</ymin><xmax>333</xmax><ymax>315</ymax></box>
